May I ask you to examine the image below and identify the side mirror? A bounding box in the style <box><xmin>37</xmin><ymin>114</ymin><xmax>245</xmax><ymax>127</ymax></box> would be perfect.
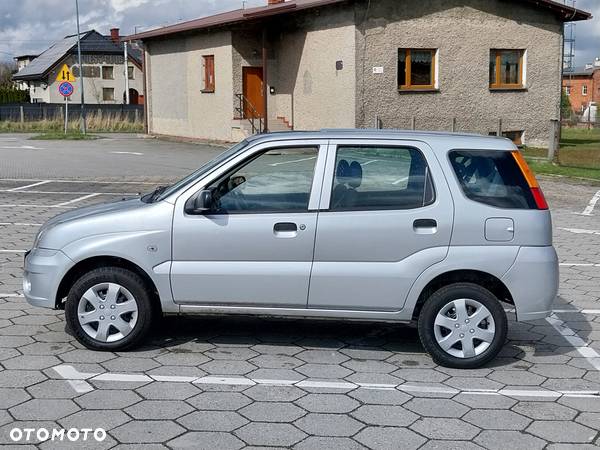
<box><xmin>186</xmin><ymin>190</ymin><xmax>213</xmax><ymax>214</ymax></box>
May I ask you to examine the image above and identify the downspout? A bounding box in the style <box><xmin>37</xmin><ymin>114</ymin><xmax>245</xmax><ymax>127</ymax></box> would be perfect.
<box><xmin>262</xmin><ymin>27</ymin><xmax>269</xmax><ymax>133</ymax></box>
<box><xmin>142</xmin><ymin>44</ymin><xmax>149</xmax><ymax>134</ymax></box>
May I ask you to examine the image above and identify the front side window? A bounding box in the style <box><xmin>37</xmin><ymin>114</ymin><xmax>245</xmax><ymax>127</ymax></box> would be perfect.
<box><xmin>102</xmin><ymin>87</ymin><xmax>115</xmax><ymax>101</ymax></box>
<box><xmin>330</xmin><ymin>146</ymin><xmax>435</xmax><ymax>211</ymax></box>
<box><xmin>209</xmin><ymin>147</ymin><xmax>318</xmax><ymax>213</ymax></box>
<box><xmin>489</xmin><ymin>50</ymin><xmax>524</xmax><ymax>89</ymax></box>
<box><xmin>102</xmin><ymin>66</ymin><xmax>114</xmax><ymax>80</ymax></box>
<box><xmin>398</xmin><ymin>49</ymin><xmax>436</xmax><ymax>90</ymax></box>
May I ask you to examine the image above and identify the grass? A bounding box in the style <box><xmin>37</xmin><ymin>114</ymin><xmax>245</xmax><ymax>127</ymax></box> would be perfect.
<box><xmin>30</xmin><ymin>131</ymin><xmax>98</xmax><ymax>140</ymax></box>
<box><xmin>527</xmin><ymin>160</ymin><xmax>600</xmax><ymax>182</ymax></box>
<box><xmin>0</xmin><ymin>111</ymin><xmax>143</xmax><ymax>133</ymax></box>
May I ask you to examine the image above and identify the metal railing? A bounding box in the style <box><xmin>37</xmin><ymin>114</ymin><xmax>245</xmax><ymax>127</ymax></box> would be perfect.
<box><xmin>235</xmin><ymin>93</ymin><xmax>264</xmax><ymax>134</ymax></box>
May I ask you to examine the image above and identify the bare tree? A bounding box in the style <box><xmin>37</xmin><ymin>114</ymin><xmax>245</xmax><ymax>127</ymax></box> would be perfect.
<box><xmin>0</xmin><ymin>61</ymin><xmax>17</xmax><ymax>86</ymax></box>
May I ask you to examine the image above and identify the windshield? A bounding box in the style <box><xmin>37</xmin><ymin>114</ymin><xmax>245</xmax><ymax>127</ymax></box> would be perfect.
<box><xmin>153</xmin><ymin>140</ymin><xmax>249</xmax><ymax>202</ymax></box>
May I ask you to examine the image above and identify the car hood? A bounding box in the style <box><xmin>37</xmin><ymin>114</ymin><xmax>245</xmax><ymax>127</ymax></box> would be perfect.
<box><xmin>43</xmin><ymin>198</ymin><xmax>146</xmax><ymax>228</ymax></box>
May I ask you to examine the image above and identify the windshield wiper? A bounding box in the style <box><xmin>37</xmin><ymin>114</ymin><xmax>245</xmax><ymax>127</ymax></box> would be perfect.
<box><xmin>143</xmin><ymin>185</ymin><xmax>168</xmax><ymax>203</ymax></box>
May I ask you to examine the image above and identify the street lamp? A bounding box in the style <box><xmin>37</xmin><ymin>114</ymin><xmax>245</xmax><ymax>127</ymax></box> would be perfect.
<box><xmin>75</xmin><ymin>0</ymin><xmax>86</xmax><ymax>134</ymax></box>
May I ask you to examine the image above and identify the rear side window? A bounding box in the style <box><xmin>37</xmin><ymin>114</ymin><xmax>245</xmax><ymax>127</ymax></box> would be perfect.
<box><xmin>330</xmin><ymin>146</ymin><xmax>435</xmax><ymax>211</ymax></box>
<box><xmin>449</xmin><ymin>150</ymin><xmax>536</xmax><ymax>209</ymax></box>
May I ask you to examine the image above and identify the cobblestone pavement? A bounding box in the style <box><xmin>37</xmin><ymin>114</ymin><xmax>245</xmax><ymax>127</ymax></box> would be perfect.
<box><xmin>0</xmin><ymin>143</ymin><xmax>600</xmax><ymax>448</ymax></box>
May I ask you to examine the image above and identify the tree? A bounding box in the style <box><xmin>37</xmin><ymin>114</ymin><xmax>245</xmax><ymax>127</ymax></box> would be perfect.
<box><xmin>0</xmin><ymin>61</ymin><xmax>17</xmax><ymax>86</ymax></box>
<box><xmin>560</xmin><ymin>89</ymin><xmax>573</xmax><ymax>122</ymax></box>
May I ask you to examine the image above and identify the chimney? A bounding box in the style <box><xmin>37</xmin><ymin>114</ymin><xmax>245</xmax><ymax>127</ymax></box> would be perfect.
<box><xmin>268</xmin><ymin>0</ymin><xmax>285</xmax><ymax>4</ymax></box>
<box><xmin>110</xmin><ymin>28</ymin><xmax>120</xmax><ymax>43</ymax></box>
<box><xmin>595</xmin><ymin>57</ymin><xmax>600</xmax><ymax>67</ymax></box>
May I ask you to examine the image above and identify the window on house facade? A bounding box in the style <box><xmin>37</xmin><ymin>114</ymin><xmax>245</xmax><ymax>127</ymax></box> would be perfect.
<box><xmin>582</xmin><ymin>84</ymin><xmax>588</xmax><ymax>95</ymax></box>
<box><xmin>102</xmin><ymin>87</ymin><xmax>115</xmax><ymax>101</ymax></box>
<box><xmin>398</xmin><ymin>49</ymin><xmax>437</xmax><ymax>90</ymax></box>
<box><xmin>102</xmin><ymin>66</ymin><xmax>114</xmax><ymax>80</ymax></box>
<box><xmin>202</xmin><ymin>55</ymin><xmax>215</xmax><ymax>92</ymax></box>
<box><xmin>565</xmin><ymin>86</ymin><xmax>571</xmax><ymax>96</ymax></box>
<box><xmin>72</xmin><ymin>66</ymin><xmax>100</xmax><ymax>77</ymax></box>
<box><xmin>127</xmin><ymin>66</ymin><xmax>134</xmax><ymax>80</ymax></box>
<box><xmin>489</xmin><ymin>50</ymin><xmax>525</xmax><ymax>89</ymax></box>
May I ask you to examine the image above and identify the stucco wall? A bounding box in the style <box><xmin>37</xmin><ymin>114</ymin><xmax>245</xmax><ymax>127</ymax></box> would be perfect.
<box><xmin>355</xmin><ymin>0</ymin><xmax>563</xmax><ymax>147</ymax></box>
<box><xmin>147</xmin><ymin>31</ymin><xmax>233</xmax><ymax>141</ymax></box>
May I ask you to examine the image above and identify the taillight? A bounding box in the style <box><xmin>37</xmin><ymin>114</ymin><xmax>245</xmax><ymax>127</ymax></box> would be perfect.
<box><xmin>511</xmin><ymin>151</ymin><xmax>548</xmax><ymax>210</ymax></box>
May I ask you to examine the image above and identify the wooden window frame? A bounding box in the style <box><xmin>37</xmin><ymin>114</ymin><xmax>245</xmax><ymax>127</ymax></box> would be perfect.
<box><xmin>202</xmin><ymin>55</ymin><xmax>215</xmax><ymax>93</ymax></box>
<box><xmin>398</xmin><ymin>48</ymin><xmax>437</xmax><ymax>91</ymax></box>
<box><xmin>101</xmin><ymin>66</ymin><xmax>114</xmax><ymax>80</ymax></box>
<box><xmin>489</xmin><ymin>49</ymin><xmax>525</xmax><ymax>90</ymax></box>
<box><xmin>102</xmin><ymin>87</ymin><xmax>115</xmax><ymax>102</ymax></box>
<box><xmin>582</xmin><ymin>84</ymin><xmax>588</xmax><ymax>96</ymax></box>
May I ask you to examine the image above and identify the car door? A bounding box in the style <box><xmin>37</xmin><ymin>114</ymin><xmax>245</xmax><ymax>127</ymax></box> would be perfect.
<box><xmin>171</xmin><ymin>139</ymin><xmax>328</xmax><ymax>308</ymax></box>
<box><xmin>308</xmin><ymin>139</ymin><xmax>454</xmax><ymax>311</ymax></box>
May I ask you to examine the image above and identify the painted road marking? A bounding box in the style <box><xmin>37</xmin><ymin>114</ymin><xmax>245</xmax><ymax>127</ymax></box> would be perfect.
<box><xmin>53</xmin><ymin>364</ymin><xmax>600</xmax><ymax>398</ymax></box>
<box><xmin>559</xmin><ymin>227</ymin><xmax>600</xmax><ymax>236</ymax></box>
<box><xmin>0</xmin><ymin>178</ymin><xmax>157</xmax><ymax>185</ymax></box>
<box><xmin>269</xmin><ymin>156</ymin><xmax>317</xmax><ymax>167</ymax></box>
<box><xmin>0</xmin><ymin>250</ymin><xmax>27</xmax><ymax>253</ymax></box>
<box><xmin>0</xmin><ymin>204</ymin><xmax>76</xmax><ymax>209</ymax></box>
<box><xmin>0</xmin><ymin>145</ymin><xmax>43</xmax><ymax>150</ymax></box>
<box><xmin>560</xmin><ymin>263</ymin><xmax>600</xmax><ymax>267</ymax></box>
<box><xmin>54</xmin><ymin>193</ymin><xmax>101</xmax><ymax>207</ymax></box>
<box><xmin>581</xmin><ymin>190</ymin><xmax>600</xmax><ymax>216</ymax></box>
<box><xmin>110</xmin><ymin>151</ymin><xmax>144</xmax><ymax>156</ymax></box>
<box><xmin>8</xmin><ymin>180</ymin><xmax>52</xmax><ymax>192</ymax></box>
<box><xmin>546</xmin><ymin>314</ymin><xmax>600</xmax><ymax>371</ymax></box>
<box><xmin>0</xmin><ymin>222</ymin><xmax>43</xmax><ymax>226</ymax></box>
<box><xmin>0</xmin><ymin>189</ymin><xmax>139</xmax><ymax>196</ymax></box>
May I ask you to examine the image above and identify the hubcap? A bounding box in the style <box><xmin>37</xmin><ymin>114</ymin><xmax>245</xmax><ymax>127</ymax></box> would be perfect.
<box><xmin>77</xmin><ymin>283</ymin><xmax>138</xmax><ymax>343</ymax></box>
<box><xmin>433</xmin><ymin>298</ymin><xmax>495</xmax><ymax>358</ymax></box>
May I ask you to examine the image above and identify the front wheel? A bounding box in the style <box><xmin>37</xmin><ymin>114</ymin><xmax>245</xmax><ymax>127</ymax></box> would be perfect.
<box><xmin>418</xmin><ymin>283</ymin><xmax>507</xmax><ymax>369</ymax></box>
<box><xmin>65</xmin><ymin>267</ymin><xmax>155</xmax><ymax>351</ymax></box>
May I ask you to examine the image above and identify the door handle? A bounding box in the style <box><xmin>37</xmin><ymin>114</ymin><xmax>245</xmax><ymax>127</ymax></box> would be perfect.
<box><xmin>274</xmin><ymin>222</ymin><xmax>297</xmax><ymax>232</ymax></box>
<box><xmin>414</xmin><ymin>219</ymin><xmax>437</xmax><ymax>228</ymax></box>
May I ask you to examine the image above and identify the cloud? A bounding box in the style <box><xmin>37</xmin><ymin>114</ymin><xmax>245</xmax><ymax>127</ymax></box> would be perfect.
<box><xmin>571</xmin><ymin>0</ymin><xmax>599</xmax><ymax>66</ymax></box>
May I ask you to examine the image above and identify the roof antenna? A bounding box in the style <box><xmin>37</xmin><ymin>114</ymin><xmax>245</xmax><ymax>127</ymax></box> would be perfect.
<box><xmin>242</xmin><ymin>1</ymin><xmax>247</xmax><ymax>9</ymax></box>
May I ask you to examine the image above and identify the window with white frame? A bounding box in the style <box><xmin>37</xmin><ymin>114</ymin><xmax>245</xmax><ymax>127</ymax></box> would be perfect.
<box><xmin>582</xmin><ymin>84</ymin><xmax>588</xmax><ymax>95</ymax></box>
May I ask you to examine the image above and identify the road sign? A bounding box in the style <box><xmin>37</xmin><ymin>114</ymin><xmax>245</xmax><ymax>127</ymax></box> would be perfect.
<box><xmin>59</xmin><ymin>81</ymin><xmax>74</xmax><ymax>97</ymax></box>
<box><xmin>55</xmin><ymin>64</ymin><xmax>77</xmax><ymax>83</ymax></box>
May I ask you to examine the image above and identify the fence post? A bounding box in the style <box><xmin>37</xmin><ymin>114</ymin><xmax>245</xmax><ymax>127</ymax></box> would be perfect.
<box><xmin>60</xmin><ymin>106</ymin><xmax>64</xmax><ymax>120</ymax></box>
<box><xmin>19</xmin><ymin>106</ymin><xmax>24</xmax><ymax>124</ymax></box>
<box><xmin>451</xmin><ymin>117</ymin><xmax>457</xmax><ymax>133</ymax></box>
<box><xmin>134</xmin><ymin>108</ymin><xmax>139</xmax><ymax>123</ymax></box>
<box><xmin>547</xmin><ymin>119</ymin><xmax>560</xmax><ymax>162</ymax></box>
<box><xmin>497</xmin><ymin>118</ymin><xmax>502</xmax><ymax>137</ymax></box>
<box><xmin>411</xmin><ymin>116</ymin><xmax>416</xmax><ymax>130</ymax></box>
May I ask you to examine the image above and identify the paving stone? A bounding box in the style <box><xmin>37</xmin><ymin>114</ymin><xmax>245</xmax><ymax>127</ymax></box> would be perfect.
<box><xmin>294</xmin><ymin>436</ymin><xmax>366</xmax><ymax>450</ymax></box>
<box><xmin>10</xmin><ymin>398</ymin><xmax>79</xmax><ymax>420</ymax></box>
<box><xmin>0</xmin><ymin>369</ymin><xmax>47</xmax><ymax>387</ymax></box>
<box><xmin>38</xmin><ymin>436</ymin><xmax>118</xmax><ymax>450</ymax></box>
<box><xmin>355</xmin><ymin>426</ymin><xmax>426</xmax><ymax>450</ymax></box>
<box><xmin>345</xmin><ymin>372</ymin><xmax>403</xmax><ymax>386</ymax></box>
<box><xmin>443</xmin><ymin>376</ymin><xmax>504</xmax><ymax>391</ymax></box>
<box><xmin>558</xmin><ymin>396</ymin><xmax>600</xmax><ymax>412</ymax></box>
<box><xmin>247</xmin><ymin>368</ymin><xmax>305</xmax><ymax>381</ymax></box>
<box><xmin>351</xmin><ymin>404</ymin><xmax>419</xmax><ymax>427</ymax></box>
<box><xmin>0</xmin><ymin>387</ymin><xmax>30</xmax><ymax>408</ymax></box>
<box><xmin>135</xmin><ymin>381</ymin><xmax>201</xmax><ymax>400</ymax></box>
<box><xmin>575</xmin><ymin>412</ymin><xmax>600</xmax><ymax>430</ymax></box>
<box><xmin>168</xmin><ymin>431</ymin><xmax>244</xmax><ymax>450</ymax></box>
<box><xmin>454</xmin><ymin>392</ymin><xmax>517</xmax><ymax>409</ymax></box>
<box><xmin>294</xmin><ymin>413</ymin><xmax>363</xmax><ymax>437</ymax></box>
<box><xmin>410</xmin><ymin>418</ymin><xmax>480</xmax><ymax>440</ymax></box>
<box><xmin>187</xmin><ymin>392</ymin><xmax>251</xmax><ymax>411</ymax></box>
<box><xmin>19</xmin><ymin>342</ymin><xmax>75</xmax><ymax>356</ymax></box>
<box><xmin>529</xmin><ymin>364</ymin><xmax>586</xmax><ymax>379</ymax></box>
<box><xmin>250</xmin><ymin>344</ymin><xmax>303</xmax><ymax>356</ymax></box>
<box><xmin>177</xmin><ymin>411</ymin><xmax>248</xmax><ymax>432</ymax></box>
<box><xmin>146</xmin><ymin>366</ymin><xmax>206</xmax><ymax>378</ymax></box>
<box><xmin>0</xmin><ymin>420</ymin><xmax>60</xmax><ymax>445</ymax></box>
<box><xmin>405</xmin><ymin>398</ymin><xmax>469</xmax><ymax>418</ymax></box>
<box><xmin>239</xmin><ymin>401</ymin><xmax>305</xmax><ymax>422</ymax></box>
<box><xmin>244</xmin><ymin>385</ymin><xmax>305</xmax><ymax>402</ymax></box>
<box><xmin>474</xmin><ymin>430</ymin><xmax>546</xmax><ymax>450</ymax></box>
<box><xmin>342</xmin><ymin>359</ymin><xmax>397</xmax><ymax>373</ymax></box>
<box><xmin>249</xmin><ymin>354</ymin><xmax>303</xmax><ymax>369</ymax></box>
<box><xmin>349</xmin><ymin>387</ymin><xmax>411</xmax><ymax>405</ymax></box>
<box><xmin>102</xmin><ymin>357</ymin><xmax>160</xmax><ymax>372</ymax></box>
<box><xmin>27</xmin><ymin>379</ymin><xmax>80</xmax><ymax>399</ymax></box>
<box><xmin>59</xmin><ymin>409</ymin><xmax>131</xmax><ymax>431</ymax></box>
<box><xmin>296</xmin><ymin>363</ymin><xmax>353</xmax><ymax>379</ymax></box>
<box><xmin>204</xmin><ymin>347</ymin><xmax>258</xmax><ymax>361</ymax></box>
<box><xmin>111</xmin><ymin>420</ymin><xmax>185</xmax><ymax>444</ymax></box>
<box><xmin>75</xmin><ymin>389</ymin><xmax>142</xmax><ymax>409</ymax></box>
<box><xmin>295</xmin><ymin>350</ymin><xmax>350</xmax><ymax>364</ymax></box>
<box><xmin>295</xmin><ymin>393</ymin><xmax>360</xmax><ymax>413</ymax></box>
<box><xmin>463</xmin><ymin>409</ymin><xmax>531</xmax><ymax>430</ymax></box>
<box><xmin>391</xmin><ymin>368</ymin><xmax>449</xmax><ymax>382</ymax></box>
<box><xmin>488</xmin><ymin>370</ymin><xmax>546</xmax><ymax>386</ymax></box>
<box><xmin>512</xmin><ymin>401</ymin><xmax>578</xmax><ymax>420</ymax></box>
<box><xmin>125</xmin><ymin>400</ymin><xmax>194</xmax><ymax>420</ymax></box>
<box><xmin>419</xmin><ymin>441</ymin><xmax>485</xmax><ymax>450</ymax></box>
<box><xmin>235</xmin><ymin>423</ymin><xmax>307</xmax><ymax>447</ymax></box>
<box><xmin>153</xmin><ymin>352</ymin><xmax>211</xmax><ymax>366</ymax></box>
<box><xmin>527</xmin><ymin>420</ymin><xmax>596</xmax><ymax>443</ymax></box>
<box><xmin>59</xmin><ymin>349</ymin><xmax>116</xmax><ymax>363</ymax></box>
<box><xmin>3</xmin><ymin>354</ymin><xmax>61</xmax><ymax>370</ymax></box>
<box><xmin>200</xmin><ymin>360</ymin><xmax>256</xmax><ymax>375</ymax></box>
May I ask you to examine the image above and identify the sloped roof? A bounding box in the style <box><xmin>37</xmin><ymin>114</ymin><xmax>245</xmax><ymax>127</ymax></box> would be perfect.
<box><xmin>125</xmin><ymin>0</ymin><xmax>592</xmax><ymax>42</ymax></box>
<box><xmin>564</xmin><ymin>65</ymin><xmax>600</xmax><ymax>77</ymax></box>
<box><xmin>13</xmin><ymin>30</ymin><xmax>142</xmax><ymax>81</ymax></box>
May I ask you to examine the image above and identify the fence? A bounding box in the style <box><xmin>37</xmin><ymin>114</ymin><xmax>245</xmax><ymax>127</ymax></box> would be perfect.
<box><xmin>0</xmin><ymin>103</ymin><xmax>144</xmax><ymax>123</ymax></box>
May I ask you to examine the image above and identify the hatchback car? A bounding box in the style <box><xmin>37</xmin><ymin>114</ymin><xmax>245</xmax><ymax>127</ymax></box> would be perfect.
<box><xmin>23</xmin><ymin>130</ymin><xmax>558</xmax><ymax>368</ymax></box>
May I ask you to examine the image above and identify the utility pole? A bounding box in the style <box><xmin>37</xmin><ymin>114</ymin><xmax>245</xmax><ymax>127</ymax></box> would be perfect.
<box><xmin>124</xmin><ymin>42</ymin><xmax>130</xmax><ymax>104</ymax></box>
<box><xmin>75</xmin><ymin>0</ymin><xmax>86</xmax><ymax>133</ymax></box>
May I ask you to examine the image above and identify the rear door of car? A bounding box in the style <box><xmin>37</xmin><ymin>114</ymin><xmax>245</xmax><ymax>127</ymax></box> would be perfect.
<box><xmin>307</xmin><ymin>139</ymin><xmax>454</xmax><ymax>311</ymax></box>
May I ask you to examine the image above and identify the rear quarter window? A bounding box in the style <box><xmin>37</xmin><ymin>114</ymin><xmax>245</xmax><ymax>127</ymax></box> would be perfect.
<box><xmin>449</xmin><ymin>150</ymin><xmax>536</xmax><ymax>209</ymax></box>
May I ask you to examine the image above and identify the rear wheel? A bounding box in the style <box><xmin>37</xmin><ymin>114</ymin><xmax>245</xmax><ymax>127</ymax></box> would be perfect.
<box><xmin>418</xmin><ymin>283</ymin><xmax>507</xmax><ymax>369</ymax></box>
<box><xmin>65</xmin><ymin>266</ymin><xmax>155</xmax><ymax>351</ymax></box>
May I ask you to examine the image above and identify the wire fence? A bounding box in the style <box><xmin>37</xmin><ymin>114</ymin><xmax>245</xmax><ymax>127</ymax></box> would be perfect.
<box><xmin>0</xmin><ymin>103</ymin><xmax>143</xmax><ymax>123</ymax></box>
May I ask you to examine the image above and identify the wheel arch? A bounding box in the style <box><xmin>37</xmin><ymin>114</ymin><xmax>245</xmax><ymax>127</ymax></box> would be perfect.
<box><xmin>55</xmin><ymin>255</ymin><xmax>162</xmax><ymax>312</ymax></box>
<box><xmin>411</xmin><ymin>269</ymin><xmax>514</xmax><ymax>321</ymax></box>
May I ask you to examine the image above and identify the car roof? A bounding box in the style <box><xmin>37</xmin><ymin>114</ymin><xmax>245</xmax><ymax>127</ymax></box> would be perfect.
<box><xmin>245</xmin><ymin>129</ymin><xmax>517</xmax><ymax>151</ymax></box>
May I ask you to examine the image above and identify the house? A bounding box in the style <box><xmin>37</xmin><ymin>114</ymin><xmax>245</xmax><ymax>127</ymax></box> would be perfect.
<box><xmin>127</xmin><ymin>0</ymin><xmax>591</xmax><ymax>146</ymax></box>
<box><xmin>12</xmin><ymin>29</ymin><xmax>144</xmax><ymax>105</ymax></box>
<box><xmin>563</xmin><ymin>59</ymin><xmax>600</xmax><ymax>115</ymax></box>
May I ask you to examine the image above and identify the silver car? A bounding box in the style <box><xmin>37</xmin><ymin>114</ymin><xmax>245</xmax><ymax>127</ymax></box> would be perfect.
<box><xmin>23</xmin><ymin>130</ymin><xmax>558</xmax><ymax>368</ymax></box>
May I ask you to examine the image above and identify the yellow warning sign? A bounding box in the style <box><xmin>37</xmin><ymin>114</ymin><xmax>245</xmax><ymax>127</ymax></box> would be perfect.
<box><xmin>55</xmin><ymin>64</ymin><xmax>77</xmax><ymax>83</ymax></box>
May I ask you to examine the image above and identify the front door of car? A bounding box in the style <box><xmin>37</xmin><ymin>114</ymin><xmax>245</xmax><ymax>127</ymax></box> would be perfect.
<box><xmin>308</xmin><ymin>140</ymin><xmax>454</xmax><ymax>312</ymax></box>
<box><xmin>171</xmin><ymin>140</ymin><xmax>328</xmax><ymax>307</ymax></box>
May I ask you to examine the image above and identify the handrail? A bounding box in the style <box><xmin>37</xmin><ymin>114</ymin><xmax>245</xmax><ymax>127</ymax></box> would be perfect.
<box><xmin>235</xmin><ymin>93</ymin><xmax>264</xmax><ymax>134</ymax></box>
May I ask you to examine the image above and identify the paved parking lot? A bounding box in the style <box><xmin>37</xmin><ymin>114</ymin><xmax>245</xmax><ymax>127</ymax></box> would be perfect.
<box><xmin>1</xmin><ymin>134</ymin><xmax>600</xmax><ymax>448</ymax></box>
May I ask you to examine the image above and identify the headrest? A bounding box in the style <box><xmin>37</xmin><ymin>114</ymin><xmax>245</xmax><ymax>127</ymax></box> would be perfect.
<box><xmin>348</xmin><ymin>161</ymin><xmax>362</xmax><ymax>188</ymax></box>
<box><xmin>336</xmin><ymin>159</ymin><xmax>350</xmax><ymax>182</ymax></box>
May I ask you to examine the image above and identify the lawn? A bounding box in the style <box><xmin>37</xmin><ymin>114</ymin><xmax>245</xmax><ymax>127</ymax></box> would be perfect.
<box><xmin>30</xmin><ymin>131</ymin><xmax>99</xmax><ymax>140</ymax></box>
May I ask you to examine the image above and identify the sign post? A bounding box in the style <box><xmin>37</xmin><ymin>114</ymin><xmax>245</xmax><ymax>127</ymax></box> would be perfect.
<box><xmin>56</xmin><ymin>65</ymin><xmax>76</xmax><ymax>134</ymax></box>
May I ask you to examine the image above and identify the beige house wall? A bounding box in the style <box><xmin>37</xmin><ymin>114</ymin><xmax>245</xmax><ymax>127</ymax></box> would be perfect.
<box><xmin>146</xmin><ymin>31</ymin><xmax>234</xmax><ymax>141</ymax></box>
<box><xmin>355</xmin><ymin>0</ymin><xmax>563</xmax><ymax>147</ymax></box>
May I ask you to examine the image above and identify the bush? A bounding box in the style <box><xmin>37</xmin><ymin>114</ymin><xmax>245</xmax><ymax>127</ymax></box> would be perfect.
<box><xmin>0</xmin><ymin>87</ymin><xmax>29</xmax><ymax>104</ymax></box>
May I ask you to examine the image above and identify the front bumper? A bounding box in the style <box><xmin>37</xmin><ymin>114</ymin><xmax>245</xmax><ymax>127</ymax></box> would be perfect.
<box><xmin>23</xmin><ymin>248</ymin><xmax>72</xmax><ymax>309</ymax></box>
<box><xmin>501</xmin><ymin>246</ymin><xmax>559</xmax><ymax>322</ymax></box>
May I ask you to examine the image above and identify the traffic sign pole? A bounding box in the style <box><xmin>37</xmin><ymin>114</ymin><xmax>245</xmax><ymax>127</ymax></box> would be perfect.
<box><xmin>58</xmin><ymin>81</ymin><xmax>74</xmax><ymax>134</ymax></box>
<box><xmin>64</xmin><ymin>97</ymin><xmax>68</xmax><ymax>134</ymax></box>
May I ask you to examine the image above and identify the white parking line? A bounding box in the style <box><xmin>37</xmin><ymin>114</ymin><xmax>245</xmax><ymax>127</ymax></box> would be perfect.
<box><xmin>560</xmin><ymin>263</ymin><xmax>600</xmax><ymax>267</ymax></box>
<box><xmin>53</xmin><ymin>364</ymin><xmax>600</xmax><ymax>398</ymax></box>
<box><xmin>0</xmin><ymin>250</ymin><xmax>27</xmax><ymax>253</ymax></box>
<box><xmin>0</xmin><ymin>293</ymin><xmax>24</xmax><ymax>298</ymax></box>
<box><xmin>0</xmin><ymin>204</ymin><xmax>76</xmax><ymax>209</ymax></box>
<box><xmin>546</xmin><ymin>314</ymin><xmax>600</xmax><ymax>371</ymax></box>
<box><xmin>8</xmin><ymin>180</ymin><xmax>52</xmax><ymax>192</ymax></box>
<box><xmin>581</xmin><ymin>190</ymin><xmax>600</xmax><ymax>216</ymax></box>
<box><xmin>54</xmin><ymin>193</ymin><xmax>101</xmax><ymax>207</ymax></box>
<box><xmin>110</xmin><ymin>151</ymin><xmax>144</xmax><ymax>156</ymax></box>
<box><xmin>559</xmin><ymin>227</ymin><xmax>600</xmax><ymax>236</ymax></box>
<box><xmin>0</xmin><ymin>222</ymin><xmax>43</xmax><ymax>226</ymax></box>
<box><xmin>0</xmin><ymin>178</ymin><xmax>157</xmax><ymax>185</ymax></box>
<box><xmin>0</xmin><ymin>190</ymin><xmax>139</xmax><ymax>196</ymax></box>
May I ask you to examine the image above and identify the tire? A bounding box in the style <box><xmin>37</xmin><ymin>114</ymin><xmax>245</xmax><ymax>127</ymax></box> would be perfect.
<box><xmin>65</xmin><ymin>266</ymin><xmax>155</xmax><ymax>351</ymax></box>
<box><xmin>418</xmin><ymin>282</ymin><xmax>507</xmax><ymax>369</ymax></box>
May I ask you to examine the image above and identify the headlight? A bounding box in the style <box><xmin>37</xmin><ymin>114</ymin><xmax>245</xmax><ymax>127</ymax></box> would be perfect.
<box><xmin>33</xmin><ymin>227</ymin><xmax>45</xmax><ymax>249</ymax></box>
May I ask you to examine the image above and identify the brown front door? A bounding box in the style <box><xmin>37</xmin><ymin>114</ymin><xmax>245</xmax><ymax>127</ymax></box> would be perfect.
<box><xmin>242</xmin><ymin>66</ymin><xmax>264</xmax><ymax>119</ymax></box>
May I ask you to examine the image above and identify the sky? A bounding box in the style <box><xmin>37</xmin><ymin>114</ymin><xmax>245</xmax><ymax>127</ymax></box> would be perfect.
<box><xmin>0</xmin><ymin>0</ymin><xmax>598</xmax><ymax>67</ymax></box>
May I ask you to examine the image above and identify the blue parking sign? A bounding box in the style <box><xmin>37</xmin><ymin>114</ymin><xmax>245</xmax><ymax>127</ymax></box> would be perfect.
<box><xmin>59</xmin><ymin>81</ymin><xmax>74</xmax><ymax>97</ymax></box>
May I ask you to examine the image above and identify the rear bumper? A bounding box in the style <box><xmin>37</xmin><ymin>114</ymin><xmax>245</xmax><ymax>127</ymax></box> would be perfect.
<box><xmin>23</xmin><ymin>248</ymin><xmax>72</xmax><ymax>309</ymax></box>
<box><xmin>501</xmin><ymin>246</ymin><xmax>559</xmax><ymax>321</ymax></box>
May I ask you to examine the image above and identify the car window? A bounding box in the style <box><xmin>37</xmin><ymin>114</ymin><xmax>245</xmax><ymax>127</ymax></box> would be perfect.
<box><xmin>449</xmin><ymin>150</ymin><xmax>536</xmax><ymax>209</ymax></box>
<box><xmin>330</xmin><ymin>146</ymin><xmax>435</xmax><ymax>211</ymax></box>
<box><xmin>210</xmin><ymin>147</ymin><xmax>318</xmax><ymax>213</ymax></box>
